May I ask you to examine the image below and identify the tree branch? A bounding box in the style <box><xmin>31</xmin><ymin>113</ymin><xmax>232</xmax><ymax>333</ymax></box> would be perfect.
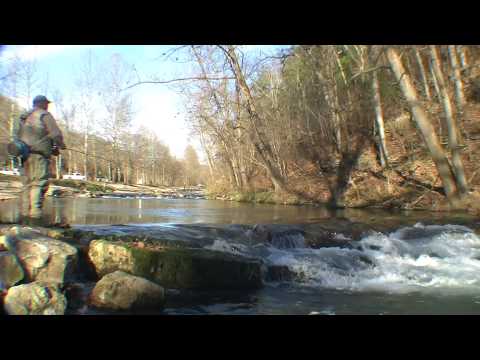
<box><xmin>349</xmin><ymin>65</ymin><xmax>390</xmax><ymax>81</ymax></box>
<box><xmin>0</xmin><ymin>71</ymin><xmax>16</xmax><ymax>82</ymax></box>
<box><xmin>122</xmin><ymin>76</ymin><xmax>236</xmax><ymax>91</ymax></box>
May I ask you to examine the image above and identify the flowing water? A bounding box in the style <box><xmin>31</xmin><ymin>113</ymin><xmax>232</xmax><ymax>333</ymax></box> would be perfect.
<box><xmin>1</xmin><ymin>197</ymin><xmax>480</xmax><ymax>315</ymax></box>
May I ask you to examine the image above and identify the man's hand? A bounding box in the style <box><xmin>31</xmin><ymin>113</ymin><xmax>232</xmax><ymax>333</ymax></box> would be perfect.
<box><xmin>52</xmin><ymin>145</ymin><xmax>60</xmax><ymax>156</ymax></box>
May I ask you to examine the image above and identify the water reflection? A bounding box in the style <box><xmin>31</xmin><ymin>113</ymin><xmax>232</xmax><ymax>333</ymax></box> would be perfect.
<box><xmin>0</xmin><ymin>197</ymin><xmax>348</xmax><ymax>225</ymax></box>
<box><xmin>0</xmin><ymin>197</ymin><xmax>477</xmax><ymax>227</ymax></box>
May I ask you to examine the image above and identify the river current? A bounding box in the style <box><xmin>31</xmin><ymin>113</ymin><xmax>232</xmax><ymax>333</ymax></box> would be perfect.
<box><xmin>1</xmin><ymin>197</ymin><xmax>480</xmax><ymax>315</ymax></box>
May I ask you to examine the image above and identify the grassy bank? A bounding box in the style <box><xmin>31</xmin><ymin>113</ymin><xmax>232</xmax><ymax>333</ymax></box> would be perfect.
<box><xmin>207</xmin><ymin>190</ymin><xmax>312</xmax><ymax>206</ymax></box>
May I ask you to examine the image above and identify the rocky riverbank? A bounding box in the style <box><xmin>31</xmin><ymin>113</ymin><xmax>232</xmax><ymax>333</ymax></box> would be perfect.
<box><xmin>0</xmin><ymin>219</ymin><xmax>373</xmax><ymax>315</ymax></box>
<box><xmin>0</xmin><ymin>175</ymin><xmax>207</xmax><ymax>201</ymax></box>
<box><xmin>0</xmin><ymin>223</ymin><xmax>264</xmax><ymax>315</ymax></box>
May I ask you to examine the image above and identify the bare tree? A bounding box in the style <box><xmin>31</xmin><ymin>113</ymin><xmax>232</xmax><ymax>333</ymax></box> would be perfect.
<box><xmin>386</xmin><ymin>47</ymin><xmax>461</xmax><ymax>205</ymax></box>
<box><xmin>218</xmin><ymin>45</ymin><xmax>289</xmax><ymax>193</ymax></box>
<box><xmin>448</xmin><ymin>45</ymin><xmax>466</xmax><ymax>111</ymax></box>
<box><xmin>76</xmin><ymin>50</ymin><xmax>101</xmax><ymax>181</ymax></box>
<box><xmin>430</xmin><ymin>45</ymin><xmax>468</xmax><ymax>195</ymax></box>
<box><xmin>372</xmin><ymin>70</ymin><xmax>389</xmax><ymax>168</ymax></box>
<box><xmin>100</xmin><ymin>53</ymin><xmax>135</xmax><ymax>183</ymax></box>
<box><xmin>414</xmin><ymin>47</ymin><xmax>432</xmax><ymax>101</ymax></box>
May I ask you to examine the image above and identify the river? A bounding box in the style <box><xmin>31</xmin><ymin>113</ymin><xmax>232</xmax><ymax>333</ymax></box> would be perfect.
<box><xmin>1</xmin><ymin>197</ymin><xmax>480</xmax><ymax>315</ymax></box>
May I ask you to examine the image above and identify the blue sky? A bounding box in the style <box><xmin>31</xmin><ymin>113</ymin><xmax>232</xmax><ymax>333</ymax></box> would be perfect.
<box><xmin>0</xmin><ymin>45</ymin><xmax>289</xmax><ymax>159</ymax></box>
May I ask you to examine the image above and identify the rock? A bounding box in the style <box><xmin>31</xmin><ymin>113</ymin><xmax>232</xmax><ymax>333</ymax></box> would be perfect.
<box><xmin>0</xmin><ymin>234</ymin><xmax>15</xmax><ymax>252</ymax></box>
<box><xmin>250</xmin><ymin>224</ymin><xmax>272</xmax><ymax>243</ymax></box>
<box><xmin>264</xmin><ymin>265</ymin><xmax>295</xmax><ymax>282</ymax></box>
<box><xmin>13</xmin><ymin>237</ymin><xmax>78</xmax><ymax>285</ymax></box>
<box><xmin>0</xmin><ymin>253</ymin><xmax>24</xmax><ymax>288</ymax></box>
<box><xmin>90</xmin><ymin>271</ymin><xmax>165</xmax><ymax>311</ymax></box>
<box><xmin>46</xmin><ymin>185</ymin><xmax>79</xmax><ymax>198</ymax></box>
<box><xmin>4</xmin><ymin>282</ymin><xmax>67</xmax><ymax>315</ymax></box>
<box><xmin>46</xmin><ymin>229</ymin><xmax>66</xmax><ymax>240</ymax></box>
<box><xmin>88</xmin><ymin>239</ymin><xmax>263</xmax><ymax>290</ymax></box>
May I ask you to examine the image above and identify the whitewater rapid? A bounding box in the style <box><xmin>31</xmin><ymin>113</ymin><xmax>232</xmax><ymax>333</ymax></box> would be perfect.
<box><xmin>207</xmin><ymin>223</ymin><xmax>480</xmax><ymax>294</ymax></box>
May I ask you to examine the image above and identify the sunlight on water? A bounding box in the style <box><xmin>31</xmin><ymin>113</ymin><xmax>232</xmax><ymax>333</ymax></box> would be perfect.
<box><xmin>2</xmin><ymin>197</ymin><xmax>480</xmax><ymax>314</ymax></box>
<box><xmin>264</xmin><ymin>223</ymin><xmax>480</xmax><ymax>294</ymax></box>
<box><xmin>205</xmin><ymin>223</ymin><xmax>480</xmax><ymax>295</ymax></box>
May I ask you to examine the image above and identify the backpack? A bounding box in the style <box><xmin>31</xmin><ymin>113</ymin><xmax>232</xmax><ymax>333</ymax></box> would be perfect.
<box><xmin>7</xmin><ymin>139</ymin><xmax>30</xmax><ymax>160</ymax></box>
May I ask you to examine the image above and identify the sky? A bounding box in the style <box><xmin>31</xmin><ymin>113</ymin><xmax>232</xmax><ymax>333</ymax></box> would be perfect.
<box><xmin>0</xmin><ymin>45</ymin><xmax>289</xmax><ymax>159</ymax></box>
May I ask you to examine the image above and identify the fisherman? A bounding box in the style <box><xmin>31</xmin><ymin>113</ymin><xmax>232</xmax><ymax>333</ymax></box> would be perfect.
<box><xmin>11</xmin><ymin>95</ymin><xmax>66</xmax><ymax>223</ymax></box>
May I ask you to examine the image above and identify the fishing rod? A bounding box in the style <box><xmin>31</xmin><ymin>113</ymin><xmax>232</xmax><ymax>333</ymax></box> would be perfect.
<box><xmin>63</xmin><ymin>147</ymin><xmax>114</xmax><ymax>163</ymax></box>
<box><xmin>63</xmin><ymin>147</ymin><xmax>169</xmax><ymax>163</ymax></box>
<box><xmin>2</xmin><ymin>121</ymin><xmax>171</xmax><ymax>164</ymax></box>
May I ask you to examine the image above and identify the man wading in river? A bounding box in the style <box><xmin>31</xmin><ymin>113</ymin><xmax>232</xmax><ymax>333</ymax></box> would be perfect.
<box><xmin>10</xmin><ymin>95</ymin><xmax>66</xmax><ymax>224</ymax></box>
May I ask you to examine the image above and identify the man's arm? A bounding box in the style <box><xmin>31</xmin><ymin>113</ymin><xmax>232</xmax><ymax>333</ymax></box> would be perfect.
<box><xmin>43</xmin><ymin>113</ymin><xmax>66</xmax><ymax>149</ymax></box>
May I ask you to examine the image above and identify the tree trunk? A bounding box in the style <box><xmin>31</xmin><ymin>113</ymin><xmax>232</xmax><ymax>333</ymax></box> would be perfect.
<box><xmin>430</xmin><ymin>45</ymin><xmax>469</xmax><ymax>195</ymax></box>
<box><xmin>315</xmin><ymin>69</ymin><xmax>342</xmax><ymax>152</ymax></box>
<box><xmin>199</xmin><ymin>129</ymin><xmax>215</xmax><ymax>179</ymax></box>
<box><xmin>458</xmin><ymin>46</ymin><xmax>469</xmax><ymax>77</ymax></box>
<box><xmin>223</xmin><ymin>45</ymin><xmax>289</xmax><ymax>193</ymax></box>
<box><xmin>73</xmin><ymin>152</ymin><xmax>77</xmax><ymax>173</ymax></box>
<box><xmin>372</xmin><ymin>71</ymin><xmax>389</xmax><ymax>168</ymax></box>
<box><xmin>430</xmin><ymin>58</ymin><xmax>442</xmax><ymax>103</ymax></box>
<box><xmin>9</xmin><ymin>103</ymin><xmax>15</xmax><ymax>169</ymax></box>
<box><xmin>92</xmin><ymin>139</ymin><xmax>97</xmax><ymax>180</ymax></box>
<box><xmin>414</xmin><ymin>47</ymin><xmax>432</xmax><ymax>101</ymax></box>
<box><xmin>56</xmin><ymin>154</ymin><xmax>62</xmax><ymax>180</ymax></box>
<box><xmin>386</xmin><ymin>47</ymin><xmax>460</xmax><ymax>204</ymax></box>
<box><xmin>235</xmin><ymin>82</ymin><xmax>251</xmax><ymax>191</ymax></box>
<box><xmin>151</xmin><ymin>163</ymin><xmax>155</xmax><ymax>185</ymax></box>
<box><xmin>448</xmin><ymin>45</ymin><xmax>466</xmax><ymax>112</ymax></box>
<box><xmin>83</xmin><ymin>132</ymin><xmax>89</xmax><ymax>180</ymax></box>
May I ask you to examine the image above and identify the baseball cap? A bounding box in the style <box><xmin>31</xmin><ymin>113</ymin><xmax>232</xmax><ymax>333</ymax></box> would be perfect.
<box><xmin>33</xmin><ymin>95</ymin><xmax>52</xmax><ymax>105</ymax></box>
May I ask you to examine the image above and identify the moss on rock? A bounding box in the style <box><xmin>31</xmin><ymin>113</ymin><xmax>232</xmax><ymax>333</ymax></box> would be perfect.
<box><xmin>88</xmin><ymin>239</ymin><xmax>263</xmax><ymax>290</ymax></box>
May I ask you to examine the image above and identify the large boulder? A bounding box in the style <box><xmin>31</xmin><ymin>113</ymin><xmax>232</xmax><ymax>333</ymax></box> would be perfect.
<box><xmin>4</xmin><ymin>282</ymin><xmax>67</xmax><ymax>315</ymax></box>
<box><xmin>90</xmin><ymin>271</ymin><xmax>165</xmax><ymax>311</ymax></box>
<box><xmin>88</xmin><ymin>239</ymin><xmax>263</xmax><ymax>290</ymax></box>
<box><xmin>0</xmin><ymin>226</ymin><xmax>79</xmax><ymax>285</ymax></box>
<box><xmin>13</xmin><ymin>236</ymin><xmax>78</xmax><ymax>285</ymax></box>
<box><xmin>0</xmin><ymin>253</ymin><xmax>24</xmax><ymax>288</ymax></box>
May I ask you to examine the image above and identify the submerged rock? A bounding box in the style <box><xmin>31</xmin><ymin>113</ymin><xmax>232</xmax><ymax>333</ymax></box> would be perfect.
<box><xmin>4</xmin><ymin>282</ymin><xmax>67</xmax><ymax>315</ymax></box>
<box><xmin>88</xmin><ymin>239</ymin><xmax>263</xmax><ymax>290</ymax></box>
<box><xmin>64</xmin><ymin>282</ymin><xmax>95</xmax><ymax>311</ymax></box>
<box><xmin>0</xmin><ymin>253</ymin><xmax>24</xmax><ymax>288</ymax></box>
<box><xmin>90</xmin><ymin>271</ymin><xmax>165</xmax><ymax>311</ymax></box>
<box><xmin>264</xmin><ymin>265</ymin><xmax>296</xmax><ymax>282</ymax></box>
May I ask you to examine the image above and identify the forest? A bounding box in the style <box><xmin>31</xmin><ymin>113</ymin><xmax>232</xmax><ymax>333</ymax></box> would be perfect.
<box><xmin>0</xmin><ymin>51</ymin><xmax>205</xmax><ymax>187</ymax></box>
<box><xmin>2</xmin><ymin>45</ymin><xmax>480</xmax><ymax>210</ymax></box>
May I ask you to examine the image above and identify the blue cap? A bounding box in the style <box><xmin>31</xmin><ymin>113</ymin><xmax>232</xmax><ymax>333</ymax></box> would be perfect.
<box><xmin>33</xmin><ymin>95</ymin><xmax>51</xmax><ymax>105</ymax></box>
